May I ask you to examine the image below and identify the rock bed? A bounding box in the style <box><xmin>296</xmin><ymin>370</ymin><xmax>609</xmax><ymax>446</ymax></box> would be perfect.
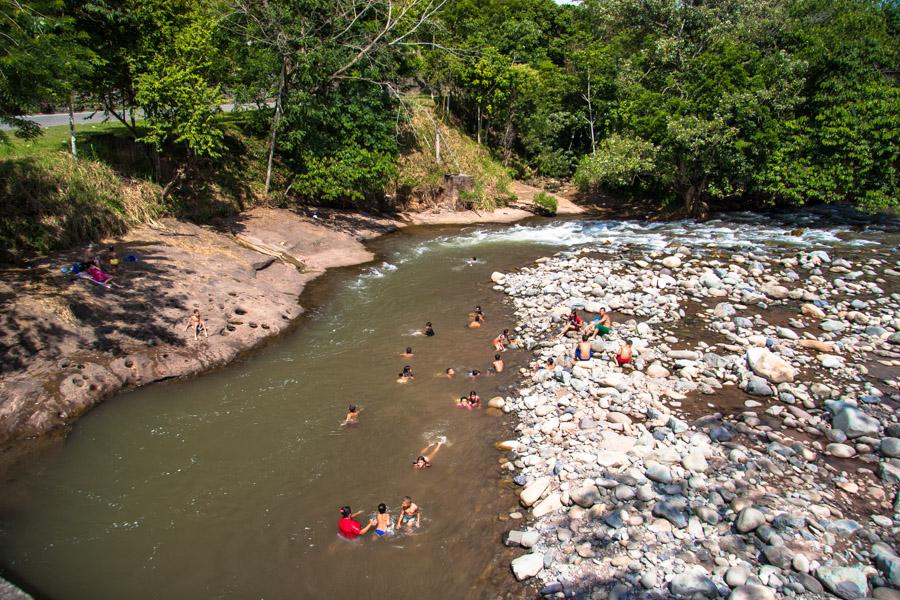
<box><xmin>489</xmin><ymin>242</ymin><xmax>900</xmax><ymax>599</ymax></box>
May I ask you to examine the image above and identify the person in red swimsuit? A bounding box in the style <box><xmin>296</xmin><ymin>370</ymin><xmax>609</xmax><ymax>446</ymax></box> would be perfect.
<box><xmin>616</xmin><ymin>339</ymin><xmax>634</xmax><ymax>365</ymax></box>
<box><xmin>338</xmin><ymin>506</ymin><xmax>375</xmax><ymax>539</ymax></box>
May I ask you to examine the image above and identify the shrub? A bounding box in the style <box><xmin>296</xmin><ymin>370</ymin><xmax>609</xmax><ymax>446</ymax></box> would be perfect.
<box><xmin>573</xmin><ymin>134</ymin><xmax>659</xmax><ymax>193</ymax></box>
<box><xmin>533</xmin><ymin>191</ymin><xmax>557</xmax><ymax>216</ymax></box>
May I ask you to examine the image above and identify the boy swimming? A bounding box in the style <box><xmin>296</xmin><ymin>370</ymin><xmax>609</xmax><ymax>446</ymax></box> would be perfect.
<box><xmin>424</xmin><ymin>322</ymin><xmax>435</xmax><ymax>336</ymax></box>
<box><xmin>397</xmin><ymin>365</ymin><xmax>414</xmax><ymax>383</ymax></box>
<box><xmin>374</xmin><ymin>503</ymin><xmax>392</xmax><ymax>536</ymax></box>
<box><xmin>396</xmin><ymin>496</ymin><xmax>420</xmax><ymax>529</ymax></box>
<box><xmin>400</xmin><ymin>347</ymin><xmax>415</xmax><ymax>358</ymax></box>
<box><xmin>342</xmin><ymin>405</ymin><xmax>359</xmax><ymax>426</ymax></box>
<box><xmin>469</xmin><ymin>305</ymin><xmax>485</xmax><ymax>328</ymax></box>
<box><xmin>445</xmin><ymin>367</ymin><xmax>456</xmax><ymax>379</ymax></box>
<box><xmin>492</xmin><ymin>354</ymin><xmax>504</xmax><ymax>373</ymax></box>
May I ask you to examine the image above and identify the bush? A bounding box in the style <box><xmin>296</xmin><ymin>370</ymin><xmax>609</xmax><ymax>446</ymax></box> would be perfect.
<box><xmin>573</xmin><ymin>134</ymin><xmax>659</xmax><ymax>193</ymax></box>
<box><xmin>533</xmin><ymin>191</ymin><xmax>557</xmax><ymax>216</ymax></box>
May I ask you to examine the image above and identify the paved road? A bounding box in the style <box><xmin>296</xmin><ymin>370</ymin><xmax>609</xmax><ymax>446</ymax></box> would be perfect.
<box><xmin>0</xmin><ymin>103</ymin><xmax>263</xmax><ymax>130</ymax></box>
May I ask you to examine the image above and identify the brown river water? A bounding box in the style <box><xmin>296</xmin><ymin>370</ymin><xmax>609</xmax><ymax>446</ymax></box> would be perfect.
<box><xmin>1</xmin><ymin>210</ymin><xmax>898</xmax><ymax>599</ymax></box>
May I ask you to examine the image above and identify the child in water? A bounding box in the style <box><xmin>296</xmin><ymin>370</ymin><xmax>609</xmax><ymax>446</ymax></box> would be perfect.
<box><xmin>469</xmin><ymin>305</ymin><xmax>485</xmax><ymax>328</ymax></box>
<box><xmin>342</xmin><ymin>405</ymin><xmax>359</xmax><ymax>426</ymax></box>
<box><xmin>374</xmin><ymin>503</ymin><xmax>393</xmax><ymax>536</ymax></box>
<box><xmin>424</xmin><ymin>322</ymin><xmax>435</xmax><ymax>336</ymax></box>
<box><xmin>400</xmin><ymin>347</ymin><xmax>415</xmax><ymax>358</ymax></box>
<box><xmin>396</xmin><ymin>496</ymin><xmax>421</xmax><ymax>529</ymax></box>
<box><xmin>468</xmin><ymin>390</ymin><xmax>481</xmax><ymax>408</ymax></box>
<box><xmin>413</xmin><ymin>439</ymin><xmax>444</xmax><ymax>469</ymax></box>
<box><xmin>492</xmin><ymin>328</ymin><xmax>512</xmax><ymax>352</ymax></box>
<box><xmin>397</xmin><ymin>365</ymin><xmax>414</xmax><ymax>383</ymax></box>
<box><xmin>445</xmin><ymin>367</ymin><xmax>456</xmax><ymax>379</ymax></box>
<box><xmin>456</xmin><ymin>396</ymin><xmax>472</xmax><ymax>410</ymax></box>
<box><xmin>492</xmin><ymin>354</ymin><xmax>504</xmax><ymax>373</ymax></box>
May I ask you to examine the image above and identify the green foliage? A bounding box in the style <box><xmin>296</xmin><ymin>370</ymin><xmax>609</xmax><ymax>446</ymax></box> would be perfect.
<box><xmin>574</xmin><ymin>134</ymin><xmax>658</xmax><ymax>192</ymax></box>
<box><xmin>533</xmin><ymin>191</ymin><xmax>557</xmax><ymax>216</ymax></box>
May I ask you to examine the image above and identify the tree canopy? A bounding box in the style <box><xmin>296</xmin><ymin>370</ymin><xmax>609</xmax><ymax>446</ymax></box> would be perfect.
<box><xmin>1</xmin><ymin>0</ymin><xmax>897</xmax><ymax>214</ymax></box>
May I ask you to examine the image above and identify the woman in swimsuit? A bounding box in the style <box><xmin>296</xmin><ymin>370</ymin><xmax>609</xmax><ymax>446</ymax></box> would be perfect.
<box><xmin>492</xmin><ymin>328</ymin><xmax>512</xmax><ymax>352</ymax></box>
<box><xmin>396</xmin><ymin>496</ymin><xmax>420</xmax><ymax>529</ymax></box>
<box><xmin>413</xmin><ymin>440</ymin><xmax>443</xmax><ymax>469</ymax></box>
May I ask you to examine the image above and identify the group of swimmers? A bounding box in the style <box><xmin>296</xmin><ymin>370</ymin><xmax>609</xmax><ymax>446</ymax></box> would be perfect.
<box><xmin>339</xmin><ymin>265</ymin><xmax>515</xmax><ymax>539</ymax></box>
<box><xmin>558</xmin><ymin>307</ymin><xmax>633</xmax><ymax>365</ymax></box>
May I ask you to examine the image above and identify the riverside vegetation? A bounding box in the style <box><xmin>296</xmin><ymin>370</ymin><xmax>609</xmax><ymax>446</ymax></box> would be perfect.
<box><xmin>1</xmin><ymin>0</ymin><xmax>898</xmax><ymax>261</ymax></box>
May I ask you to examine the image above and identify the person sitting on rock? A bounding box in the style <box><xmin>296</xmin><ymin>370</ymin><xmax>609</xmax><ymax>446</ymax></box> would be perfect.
<box><xmin>615</xmin><ymin>339</ymin><xmax>634</xmax><ymax>366</ymax></box>
<box><xmin>555</xmin><ymin>309</ymin><xmax>583</xmax><ymax>339</ymax></box>
<box><xmin>492</xmin><ymin>328</ymin><xmax>512</xmax><ymax>351</ymax></box>
<box><xmin>397</xmin><ymin>365</ymin><xmax>414</xmax><ymax>383</ymax></box>
<box><xmin>491</xmin><ymin>353</ymin><xmax>504</xmax><ymax>373</ymax></box>
<box><xmin>185</xmin><ymin>309</ymin><xmax>209</xmax><ymax>341</ymax></box>
<box><xmin>575</xmin><ymin>334</ymin><xmax>593</xmax><ymax>362</ymax></box>
<box><xmin>587</xmin><ymin>308</ymin><xmax>612</xmax><ymax>338</ymax></box>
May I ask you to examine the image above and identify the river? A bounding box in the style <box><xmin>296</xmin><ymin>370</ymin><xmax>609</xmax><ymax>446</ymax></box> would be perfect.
<box><xmin>0</xmin><ymin>209</ymin><xmax>897</xmax><ymax>600</ymax></box>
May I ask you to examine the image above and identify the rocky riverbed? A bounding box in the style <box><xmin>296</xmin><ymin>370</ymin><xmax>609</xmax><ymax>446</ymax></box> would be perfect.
<box><xmin>490</xmin><ymin>219</ymin><xmax>900</xmax><ymax>599</ymax></box>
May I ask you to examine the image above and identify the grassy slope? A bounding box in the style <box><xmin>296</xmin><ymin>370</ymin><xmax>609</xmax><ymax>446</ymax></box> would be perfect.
<box><xmin>0</xmin><ymin>102</ymin><xmax>513</xmax><ymax>262</ymax></box>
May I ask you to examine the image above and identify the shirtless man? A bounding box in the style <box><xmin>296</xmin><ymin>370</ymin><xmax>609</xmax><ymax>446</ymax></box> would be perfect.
<box><xmin>374</xmin><ymin>503</ymin><xmax>393</xmax><ymax>536</ymax></box>
<box><xmin>413</xmin><ymin>439</ymin><xmax>444</xmax><ymax>469</ymax></box>
<box><xmin>575</xmin><ymin>334</ymin><xmax>593</xmax><ymax>362</ymax></box>
<box><xmin>492</xmin><ymin>354</ymin><xmax>504</xmax><ymax>373</ymax></box>
<box><xmin>396</xmin><ymin>496</ymin><xmax>421</xmax><ymax>529</ymax></box>
<box><xmin>400</xmin><ymin>347</ymin><xmax>415</xmax><ymax>358</ymax></box>
<box><xmin>588</xmin><ymin>308</ymin><xmax>612</xmax><ymax>339</ymax></box>
<box><xmin>184</xmin><ymin>309</ymin><xmax>209</xmax><ymax>341</ymax></box>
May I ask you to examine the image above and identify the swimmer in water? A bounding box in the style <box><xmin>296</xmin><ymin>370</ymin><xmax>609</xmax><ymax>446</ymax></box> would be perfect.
<box><xmin>397</xmin><ymin>365</ymin><xmax>414</xmax><ymax>383</ymax></box>
<box><xmin>468</xmin><ymin>369</ymin><xmax>481</xmax><ymax>378</ymax></box>
<box><xmin>338</xmin><ymin>506</ymin><xmax>376</xmax><ymax>539</ymax></box>
<box><xmin>456</xmin><ymin>396</ymin><xmax>472</xmax><ymax>410</ymax></box>
<box><xmin>374</xmin><ymin>503</ymin><xmax>393</xmax><ymax>536</ymax></box>
<box><xmin>466</xmin><ymin>257</ymin><xmax>478</xmax><ymax>265</ymax></box>
<box><xmin>400</xmin><ymin>346</ymin><xmax>415</xmax><ymax>358</ymax></box>
<box><xmin>492</xmin><ymin>353</ymin><xmax>504</xmax><ymax>373</ymax></box>
<box><xmin>445</xmin><ymin>367</ymin><xmax>456</xmax><ymax>379</ymax></box>
<box><xmin>468</xmin><ymin>390</ymin><xmax>481</xmax><ymax>408</ymax></box>
<box><xmin>396</xmin><ymin>496</ymin><xmax>420</xmax><ymax>529</ymax></box>
<box><xmin>424</xmin><ymin>322</ymin><xmax>435</xmax><ymax>336</ymax></box>
<box><xmin>342</xmin><ymin>404</ymin><xmax>359</xmax><ymax>426</ymax></box>
<box><xmin>413</xmin><ymin>439</ymin><xmax>444</xmax><ymax>469</ymax></box>
<box><xmin>469</xmin><ymin>305</ymin><xmax>485</xmax><ymax>328</ymax></box>
<box><xmin>492</xmin><ymin>328</ymin><xmax>512</xmax><ymax>352</ymax></box>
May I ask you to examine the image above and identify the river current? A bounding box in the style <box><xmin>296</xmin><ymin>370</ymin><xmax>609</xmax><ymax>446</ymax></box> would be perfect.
<box><xmin>0</xmin><ymin>208</ymin><xmax>897</xmax><ymax>599</ymax></box>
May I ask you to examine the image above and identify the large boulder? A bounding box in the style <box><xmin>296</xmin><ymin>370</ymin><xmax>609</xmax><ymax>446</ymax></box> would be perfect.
<box><xmin>815</xmin><ymin>566</ymin><xmax>868</xmax><ymax>600</ymax></box>
<box><xmin>746</xmin><ymin>348</ymin><xmax>796</xmax><ymax>383</ymax></box>
<box><xmin>833</xmin><ymin>407</ymin><xmax>880</xmax><ymax>438</ymax></box>
<box><xmin>511</xmin><ymin>552</ymin><xmax>544</xmax><ymax>580</ymax></box>
<box><xmin>735</xmin><ymin>507</ymin><xmax>766</xmax><ymax>533</ymax></box>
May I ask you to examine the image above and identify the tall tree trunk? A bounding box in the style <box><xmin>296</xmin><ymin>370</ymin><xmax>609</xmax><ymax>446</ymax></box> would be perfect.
<box><xmin>67</xmin><ymin>90</ymin><xmax>77</xmax><ymax>160</ymax></box>
<box><xmin>265</xmin><ymin>56</ymin><xmax>287</xmax><ymax>197</ymax></box>
<box><xmin>476</xmin><ymin>105</ymin><xmax>482</xmax><ymax>145</ymax></box>
<box><xmin>584</xmin><ymin>72</ymin><xmax>596</xmax><ymax>154</ymax></box>
<box><xmin>684</xmin><ymin>181</ymin><xmax>710</xmax><ymax>220</ymax></box>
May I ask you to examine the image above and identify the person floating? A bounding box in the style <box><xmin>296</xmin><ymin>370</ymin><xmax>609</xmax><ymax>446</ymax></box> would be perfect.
<box><xmin>413</xmin><ymin>439</ymin><xmax>444</xmax><ymax>469</ymax></box>
<box><xmin>588</xmin><ymin>308</ymin><xmax>612</xmax><ymax>338</ymax></box>
<box><xmin>397</xmin><ymin>365</ymin><xmax>414</xmax><ymax>383</ymax></box>
<box><xmin>400</xmin><ymin>346</ymin><xmax>415</xmax><ymax>358</ymax></box>
<box><xmin>492</xmin><ymin>353</ymin><xmax>504</xmax><ymax>373</ymax></box>
<box><xmin>338</xmin><ymin>506</ymin><xmax>376</xmax><ymax>539</ymax></box>
<box><xmin>374</xmin><ymin>503</ymin><xmax>393</xmax><ymax>536</ymax></box>
<box><xmin>185</xmin><ymin>309</ymin><xmax>209</xmax><ymax>341</ymax></box>
<box><xmin>342</xmin><ymin>404</ymin><xmax>359</xmax><ymax>426</ymax></box>
<box><xmin>424</xmin><ymin>322</ymin><xmax>435</xmax><ymax>336</ymax></box>
<box><xmin>555</xmin><ymin>309</ymin><xmax>583</xmax><ymax>339</ymax></box>
<box><xmin>396</xmin><ymin>496</ymin><xmax>421</xmax><ymax>530</ymax></box>
<box><xmin>492</xmin><ymin>328</ymin><xmax>512</xmax><ymax>352</ymax></box>
<box><xmin>616</xmin><ymin>339</ymin><xmax>634</xmax><ymax>366</ymax></box>
<box><xmin>575</xmin><ymin>334</ymin><xmax>593</xmax><ymax>362</ymax></box>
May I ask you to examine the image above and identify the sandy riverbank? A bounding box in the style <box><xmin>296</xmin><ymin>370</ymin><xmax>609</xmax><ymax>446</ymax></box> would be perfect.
<box><xmin>0</xmin><ymin>185</ymin><xmax>581</xmax><ymax>448</ymax></box>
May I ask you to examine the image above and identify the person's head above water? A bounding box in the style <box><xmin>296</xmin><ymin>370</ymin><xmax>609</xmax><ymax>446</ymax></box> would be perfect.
<box><xmin>378</xmin><ymin>503</ymin><xmax>387</xmax><ymax>514</ymax></box>
<box><xmin>469</xmin><ymin>390</ymin><xmax>477</xmax><ymax>397</ymax></box>
<box><xmin>426</xmin><ymin>322</ymin><xmax>432</xmax><ymax>327</ymax></box>
<box><xmin>446</xmin><ymin>367</ymin><xmax>455</xmax><ymax>375</ymax></box>
<box><xmin>348</xmin><ymin>404</ymin><xmax>357</xmax><ymax>413</ymax></box>
<box><xmin>415</xmin><ymin>455</ymin><xmax>426</xmax><ymax>466</ymax></box>
<box><xmin>405</xmin><ymin>346</ymin><xmax>412</xmax><ymax>354</ymax></box>
<box><xmin>494</xmin><ymin>353</ymin><xmax>501</xmax><ymax>361</ymax></box>
<box><xmin>475</xmin><ymin>305</ymin><xmax>482</xmax><ymax>312</ymax></box>
<box><xmin>340</xmin><ymin>506</ymin><xmax>352</xmax><ymax>518</ymax></box>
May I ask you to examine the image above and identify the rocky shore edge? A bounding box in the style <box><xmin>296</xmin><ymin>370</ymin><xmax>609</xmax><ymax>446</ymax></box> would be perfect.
<box><xmin>490</xmin><ymin>241</ymin><xmax>900</xmax><ymax>599</ymax></box>
<box><xmin>0</xmin><ymin>190</ymin><xmax>583</xmax><ymax>451</ymax></box>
